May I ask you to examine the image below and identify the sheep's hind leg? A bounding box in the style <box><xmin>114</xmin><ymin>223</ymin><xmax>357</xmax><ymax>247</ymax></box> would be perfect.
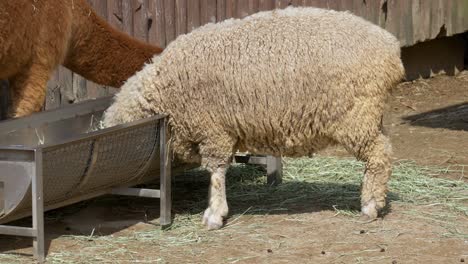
<box><xmin>358</xmin><ymin>133</ymin><xmax>392</xmax><ymax>220</ymax></box>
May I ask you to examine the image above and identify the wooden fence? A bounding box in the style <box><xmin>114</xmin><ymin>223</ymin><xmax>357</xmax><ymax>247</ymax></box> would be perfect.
<box><xmin>2</xmin><ymin>0</ymin><xmax>468</xmax><ymax>115</ymax></box>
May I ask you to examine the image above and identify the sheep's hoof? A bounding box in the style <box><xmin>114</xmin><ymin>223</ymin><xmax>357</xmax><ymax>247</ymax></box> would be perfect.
<box><xmin>360</xmin><ymin>199</ymin><xmax>379</xmax><ymax>221</ymax></box>
<box><xmin>202</xmin><ymin>208</ymin><xmax>224</xmax><ymax>230</ymax></box>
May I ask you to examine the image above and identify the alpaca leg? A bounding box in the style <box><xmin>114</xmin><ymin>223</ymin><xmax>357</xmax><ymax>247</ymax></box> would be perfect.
<box><xmin>358</xmin><ymin>133</ymin><xmax>392</xmax><ymax>219</ymax></box>
<box><xmin>10</xmin><ymin>64</ymin><xmax>52</xmax><ymax>117</ymax></box>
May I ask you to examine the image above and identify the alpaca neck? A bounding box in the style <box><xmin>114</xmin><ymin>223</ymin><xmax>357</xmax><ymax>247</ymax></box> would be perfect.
<box><xmin>63</xmin><ymin>0</ymin><xmax>163</xmax><ymax>88</ymax></box>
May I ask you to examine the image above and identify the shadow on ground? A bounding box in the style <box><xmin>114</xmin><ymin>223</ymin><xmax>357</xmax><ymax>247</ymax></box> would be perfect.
<box><xmin>402</xmin><ymin>102</ymin><xmax>468</xmax><ymax>131</ymax></box>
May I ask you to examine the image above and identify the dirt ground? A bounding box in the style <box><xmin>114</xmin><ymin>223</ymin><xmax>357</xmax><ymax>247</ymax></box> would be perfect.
<box><xmin>0</xmin><ymin>72</ymin><xmax>467</xmax><ymax>263</ymax></box>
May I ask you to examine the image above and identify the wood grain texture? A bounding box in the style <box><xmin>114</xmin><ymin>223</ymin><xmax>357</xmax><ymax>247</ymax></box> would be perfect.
<box><xmin>225</xmin><ymin>0</ymin><xmax>236</xmax><ymax>18</ymax></box>
<box><xmin>275</xmin><ymin>0</ymin><xmax>292</xmax><ymax>9</ymax></box>
<box><xmin>59</xmin><ymin>67</ymin><xmax>74</xmax><ymax>105</ymax></box>
<box><xmin>122</xmin><ymin>0</ymin><xmax>134</xmax><ymax>35</ymax></box>
<box><xmin>187</xmin><ymin>0</ymin><xmax>200</xmax><ymax>32</ymax></box>
<box><xmin>164</xmin><ymin>0</ymin><xmax>176</xmax><ymax>44</ymax></box>
<box><xmin>216</xmin><ymin>0</ymin><xmax>226</xmax><ymax>21</ymax></box>
<box><xmin>45</xmin><ymin>70</ymin><xmax>61</xmax><ymax>110</ymax></box>
<box><xmin>200</xmin><ymin>0</ymin><xmax>217</xmax><ymax>25</ymax></box>
<box><xmin>259</xmin><ymin>0</ymin><xmax>274</xmax><ymax>11</ymax></box>
<box><xmin>107</xmin><ymin>0</ymin><xmax>124</xmax><ymax>31</ymax></box>
<box><xmin>132</xmin><ymin>0</ymin><xmax>149</xmax><ymax>42</ymax></box>
<box><xmin>148</xmin><ymin>0</ymin><xmax>166</xmax><ymax>47</ymax></box>
<box><xmin>175</xmin><ymin>0</ymin><xmax>187</xmax><ymax>36</ymax></box>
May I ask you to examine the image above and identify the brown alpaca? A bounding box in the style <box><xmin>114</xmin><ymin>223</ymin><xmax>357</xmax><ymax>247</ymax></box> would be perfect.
<box><xmin>0</xmin><ymin>0</ymin><xmax>163</xmax><ymax>117</ymax></box>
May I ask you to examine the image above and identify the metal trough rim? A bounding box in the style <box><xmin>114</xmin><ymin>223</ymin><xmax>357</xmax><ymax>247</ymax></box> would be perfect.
<box><xmin>26</xmin><ymin>113</ymin><xmax>167</xmax><ymax>150</ymax></box>
<box><xmin>0</xmin><ymin>97</ymin><xmax>112</xmax><ymax>134</ymax></box>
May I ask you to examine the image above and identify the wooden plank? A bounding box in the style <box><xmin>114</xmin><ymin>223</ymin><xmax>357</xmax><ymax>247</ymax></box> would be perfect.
<box><xmin>237</xmin><ymin>0</ymin><xmax>250</xmax><ymax>18</ymax></box>
<box><xmin>383</xmin><ymin>0</ymin><xmax>400</xmax><ymax>42</ymax></box>
<box><xmin>175</xmin><ymin>0</ymin><xmax>187</xmax><ymax>36</ymax></box>
<box><xmin>88</xmin><ymin>1</ymin><xmax>108</xmax><ymax>20</ymax></box>
<box><xmin>148</xmin><ymin>0</ymin><xmax>166</xmax><ymax>47</ymax></box>
<box><xmin>415</xmin><ymin>0</ymin><xmax>431</xmax><ymax>43</ymax></box>
<box><xmin>164</xmin><ymin>0</ymin><xmax>176</xmax><ymax>44</ymax></box>
<box><xmin>248</xmin><ymin>0</ymin><xmax>260</xmax><ymax>15</ymax></box>
<box><xmin>259</xmin><ymin>0</ymin><xmax>274</xmax><ymax>11</ymax></box>
<box><xmin>122</xmin><ymin>0</ymin><xmax>134</xmax><ymax>35</ymax></box>
<box><xmin>58</xmin><ymin>67</ymin><xmax>74</xmax><ymax>105</ymax></box>
<box><xmin>207</xmin><ymin>0</ymin><xmax>217</xmax><ymax>23</ymax></box>
<box><xmin>45</xmin><ymin>70</ymin><xmax>61</xmax><ymax>110</ymax></box>
<box><xmin>326</xmin><ymin>0</ymin><xmax>339</xmax><ymax>10</ymax></box>
<box><xmin>275</xmin><ymin>0</ymin><xmax>292</xmax><ymax>9</ymax></box>
<box><xmin>445</xmin><ymin>0</ymin><xmax>454</xmax><ymax>36</ymax></box>
<box><xmin>216</xmin><ymin>0</ymin><xmax>226</xmax><ymax>22</ymax></box>
<box><xmin>133</xmin><ymin>0</ymin><xmax>149</xmax><ymax>41</ymax></box>
<box><xmin>306</xmin><ymin>0</ymin><xmax>326</xmax><ymax>8</ymax></box>
<box><xmin>200</xmin><ymin>0</ymin><xmax>217</xmax><ymax>25</ymax></box>
<box><xmin>187</xmin><ymin>0</ymin><xmax>200</xmax><ymax>32</ymax></box>
<box><xmin>448</xmin><ymin>0</ymin><xmax>463</xmax><ymax>37</ymax></box>
<box><xmin>86</xmin><ymin>81</ymin><xmax>108</xmax><ymax>99</ymax></box>
<box><xmin>429</xmin><ymin>0</ymin><xmax>444</xmax><ymax>39</ymax></box>
<box><xmin>291</xmin><ymin>0</ymin><xmax>303</xmax><ymax>7</ymax></box>
<box><xmin>366</xmin><ymin>0</ymin><xmax>382</xmax><ymax>26</ymax></box>
<box><xmin>225</xmin><ymin>0</ymin><xmax>236</xmax><ymax>18</ymax></box>
<box><xmin>72</xmin><ymin>74</ymin><xmax>87</xmax><ymax>103</ymax></box>
<box><xmin>106</xmin><ymin>0</ymin><xmax>124</xmax><ymax>31</ymax></box>
<box><xmin>351</xmin><ymin>0</ymin><xmax>365</xmax><ymax>17</ymax></box>
<box><xmin>377</xmin><ymin>0</ymin><xmax>387</xmax><ymax>28</ymax></box>
<box><xmin>399</xmin><ymin>0</ymin><xmax>413</xmax><ymax>46</ymax></box>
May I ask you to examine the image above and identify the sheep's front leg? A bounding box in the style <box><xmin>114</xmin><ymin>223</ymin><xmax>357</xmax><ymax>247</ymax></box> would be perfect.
<box><xmin>202</xmin><ymin>165</ymin><xmax>229</xmax><ymax>230</ymax></box>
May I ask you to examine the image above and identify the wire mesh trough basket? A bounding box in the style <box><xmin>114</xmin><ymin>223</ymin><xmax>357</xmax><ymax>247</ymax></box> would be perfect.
<box><xmin>0</xmin><ymin>96</ymin><xmax>172</xmax><ymax>261</ymax></box>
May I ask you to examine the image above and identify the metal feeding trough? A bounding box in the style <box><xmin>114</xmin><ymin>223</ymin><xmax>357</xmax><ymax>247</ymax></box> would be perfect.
<box><xmin>0</xmin><ymin>97</ymin><xmax>172</xmax><ymax>261</ymax></box>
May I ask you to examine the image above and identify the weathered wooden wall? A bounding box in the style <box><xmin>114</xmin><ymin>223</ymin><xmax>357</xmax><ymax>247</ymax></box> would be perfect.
<box><xmin>1</xmin><ymin>0</ymin><xmax>468</xmax><ymax>116</ymax></box>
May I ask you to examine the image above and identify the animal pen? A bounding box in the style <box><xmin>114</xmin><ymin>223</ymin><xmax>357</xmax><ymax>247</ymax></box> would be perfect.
<box><xmin>0</xmin><ymin>0</ymin><xmax>468</xmax><ymax>262</ymax></box>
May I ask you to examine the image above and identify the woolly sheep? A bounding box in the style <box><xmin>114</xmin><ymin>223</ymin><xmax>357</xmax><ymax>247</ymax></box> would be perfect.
<box><xmin>103</xmin><ymin>6</ymin><xmax>405</xmax><ymax>230</ymax></box>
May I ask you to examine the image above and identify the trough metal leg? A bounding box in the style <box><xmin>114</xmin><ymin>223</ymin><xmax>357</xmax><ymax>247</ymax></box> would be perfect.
<box><xmin>0</xmin><ymin>149</ymin><xmax>45</xmax><ymax>262</ymax></box>
<box><xmin>234</xmin><ymin>154</ymin><xmax>283</xmax><ymax>186</ymax></box>
<box><xmin>266</xmin><ymin>156</ymin><xmax>282</xmax><ymax>186</ymax></box>
<box><xmin>32</xmin><ymin>150</ymin><xmax>45</xmax><ymax>262</ymax></box>
<box><xmin>111</xmin><ymin>117</ymin><xmax>172</xmax><ymax>228</ymax></box>
<box><xmin>159</xmin><ymin>118</ymin><xmax>171</xmax><ymax>227</ymax></box>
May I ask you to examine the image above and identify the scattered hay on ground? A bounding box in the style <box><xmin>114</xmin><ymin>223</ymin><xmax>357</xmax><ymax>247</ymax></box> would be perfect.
<box><xmin>1</xmin><ymin>156</ymin><xmax>466</xmax><ymax>263</ymax></box>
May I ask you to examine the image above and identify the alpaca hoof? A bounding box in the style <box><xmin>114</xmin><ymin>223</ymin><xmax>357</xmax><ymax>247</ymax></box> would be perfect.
<box><xmin>202</xmin><ymin>208</ymin><xmax>224</xmax><ymax>230</ymax></box>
